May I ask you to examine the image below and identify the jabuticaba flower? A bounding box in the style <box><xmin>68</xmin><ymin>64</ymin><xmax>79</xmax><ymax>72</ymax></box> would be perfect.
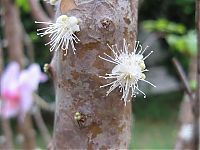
<box><xmin>35</xmin><ymin>15</ymin><xmax>80</xmax><ymax>56</ymax></box>
<box><xmin>99</xmin><ymin>39</ymin><xmax>156</xmax><ymax>105</ymax></box>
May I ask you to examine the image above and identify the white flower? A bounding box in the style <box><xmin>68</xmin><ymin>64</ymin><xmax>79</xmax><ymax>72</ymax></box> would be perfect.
<box><xmin>35</xmin><ymin>15</ymin><xmax>80</xmax><ymax>56</ymax></box>
<box><xmin>43</xmin><ymin>0</ymin><xmax>58</xmax><ymax>5</ymax></box>
<box><xmin>99</xmin><ymin>39</ymin><xmax>156</xmax><ymax>105</ymax></box>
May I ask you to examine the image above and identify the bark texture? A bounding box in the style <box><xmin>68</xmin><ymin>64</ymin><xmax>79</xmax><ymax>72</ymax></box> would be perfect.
<box><xmin>51</xmin><ymin>0</ymin><xmax>138</xmax><ymax>149</ymax></box>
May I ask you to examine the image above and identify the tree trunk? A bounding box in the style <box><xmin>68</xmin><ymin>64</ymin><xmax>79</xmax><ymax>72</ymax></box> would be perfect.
<box><xmin>51</xmin><ymin>0</ymin><xmax>138</xmax><ymax>149</ymax></box>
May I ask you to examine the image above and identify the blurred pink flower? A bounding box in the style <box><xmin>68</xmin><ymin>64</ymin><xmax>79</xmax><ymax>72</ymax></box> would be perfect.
<box><xmin>0</xmin><ymin>62</ymin><xmax>47</xmax><ymax>119</ymax></box>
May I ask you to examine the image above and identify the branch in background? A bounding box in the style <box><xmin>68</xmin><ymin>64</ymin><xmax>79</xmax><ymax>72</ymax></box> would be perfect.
<box><xmin>1</xmin><ymin>119</ymin><xmax>14</xmax><ymax>149</ymax></box>
<box><xmin>172</xmin><ymin>57</ymin><xmax>194</xmax><ymax>103</ymax></box>
<box><xmin>22</xmin><ymin>26</ymin><xmax>35</xmax><ymax>64</ymax></box>
<box><xmin>21</xmin><ymin>0</ymin><xmax>54</xmax><ymax>145</ymax></box>
<box><xmin>33</xmin><ymin>93</ymin><xmax>55</xmax><ymax>112</ymax></box>
<box><xmin>172</xmin><ymin>56</ymin><xmax>199</xmax><ymax>150</ymax></box>
<box><xmin>2</xmin><ymin>0</ymin><xmax>36</xmax><ymax>149</ymax></box>
<box><xmin>28</xmin><ymin>0</ymin><xmax>51</xmax><ymax>25</ymax></box>
<box><xmin>0</xmin><ymin>1</ymin><xmax>14</xmax><ymax>149</ymax></box>
<box><xmin>174</xmin><ymin>56</ymin><xmax>197</xmax><ymax>149</ymax></box>
<box><xmin>28</xmin><ymin>0</ymin><xmax>53</xmax><ymax>48</ymax></box>
<box><xmin>0</xmin><ymin>42</ymin><xmax>14</xmax><ymax>150</ymax></box>
<box><xmin>18</xmin><ymin>115</ymin><xmax>36</xmax><ymax>150</ymax></box>
<box><xmin>2</xmin><ymin>0</ymin><xmax>25</xmax><ymax>67</ymax></box>
<box><xmin>32</xmin><ymin>106</ymin><xmax>51</xmax><ymax>147</ymax></box>
<box><xmin>43</xmin><ymin>1</ymin><xmax>54</xmax><ymax>19</ymax></box>
<box><xmin>0</xmin><ymin>42</ymin><xmax>3</xmax><ymax>75</ymax></box>
<box><xmin>195</xmin><ymin>0</ymin><xmax>200</xmax><ymax>149</ymax></box>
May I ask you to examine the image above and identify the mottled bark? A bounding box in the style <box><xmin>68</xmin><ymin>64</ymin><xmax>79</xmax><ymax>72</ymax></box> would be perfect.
<box><xmin>51</xmin><ymin>0</ymin><xmax>138</xmax><ymax>149</ymax></box>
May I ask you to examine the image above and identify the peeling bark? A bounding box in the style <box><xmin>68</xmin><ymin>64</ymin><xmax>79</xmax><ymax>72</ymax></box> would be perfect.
<box><xmin>51</xmin><ymin>0</ymin><xmax>138</xmax><ymax>149</ymax></box>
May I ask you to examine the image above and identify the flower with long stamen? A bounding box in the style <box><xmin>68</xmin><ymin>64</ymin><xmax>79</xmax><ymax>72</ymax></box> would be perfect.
<box><xmin>35</xmin><ymin>15</ymin><xmax>80</xmax><ymax>56</ymax></box>
<box><xmin>99</xmin><ymin>39</ymin><xmax>156</xmax><ymax>105</ymax></box>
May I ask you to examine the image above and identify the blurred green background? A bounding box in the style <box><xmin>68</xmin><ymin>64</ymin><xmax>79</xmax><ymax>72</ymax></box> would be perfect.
<box><xmin>1</xmin><ymin>0</ymin><xmax>196</xmax><ymax>149</ymax></box>
<box><xmin>130</xmin><ymin>0</ymin><xmax>195</xmax><ymax>149</ymax></box>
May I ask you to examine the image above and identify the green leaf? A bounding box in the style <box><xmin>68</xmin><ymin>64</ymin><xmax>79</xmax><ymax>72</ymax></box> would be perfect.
<box><xmin>155</xmin><ymin>19</ymin><xmax>168</xmax><ymax>32</ymax></box>
<box><xmin>142</xmin><ymin>19</ymin><xmax>186</xmax><ymax>34</ymax></box>
<box><xmin>189</xmin><ymin>79</ymin><xmax>197</xmax><ymax>91</ymax></box>
<box><xmin>30</xmin><ymin>32</ymin><xmax>39</xmax><ymax>42</ymax></box>
<box><xmin>166</xmin><ymin>35</ymin><xmax>185</xmax><ymax>52</ymax></box>
<box><xmin>16</xmin><ymin>0</ymin><xmax>30</xmax><ymax>12</ymax></box>
<box><xmin>185</xmin><ymin>30</ymin><xmax>197</xmax><ymax>56</ymax></box>
<box><xmin>166</xmin><ymin>30</ymin><xmax>197</xmax><ymax>56</ymax></box>
<box><xmin>143</xmin><ymin>20</ymin><xmax>156</xmax><ymax>32</ymax></box>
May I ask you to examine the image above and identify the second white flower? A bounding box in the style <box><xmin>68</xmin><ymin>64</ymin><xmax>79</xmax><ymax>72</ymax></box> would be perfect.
<box><xmin>99</xmin><ymin>39</ymin><xmax>156</xmax><ymax>105</ymax></box>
